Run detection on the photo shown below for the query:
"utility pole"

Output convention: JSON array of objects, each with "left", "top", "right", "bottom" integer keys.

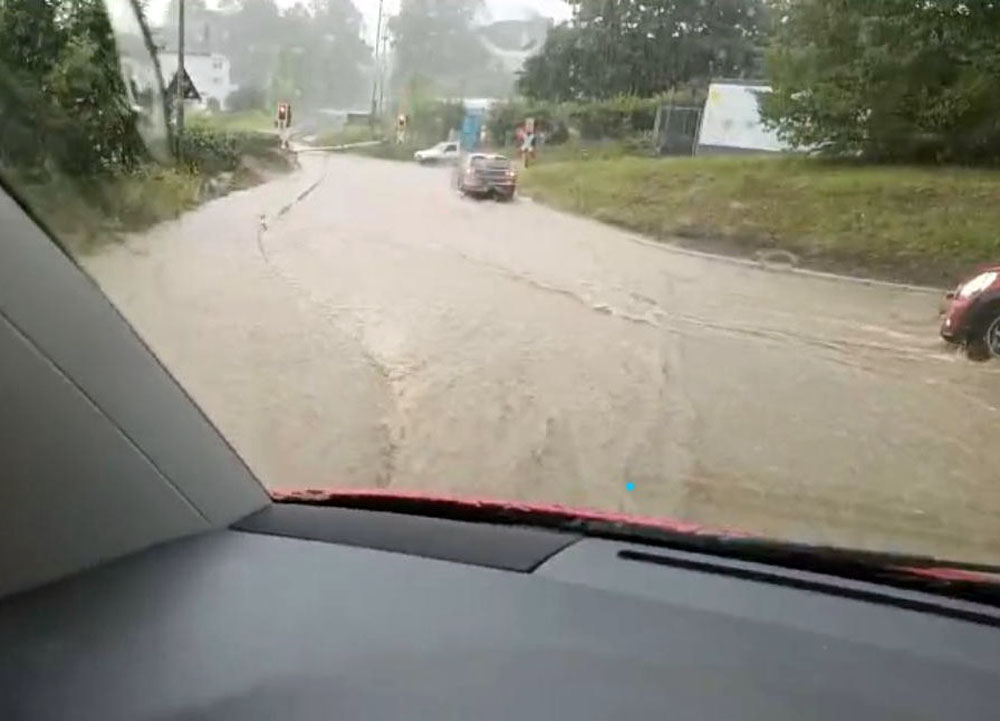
[
  {"left": 369, "top": 0, "right": 385, "bottom": 128},
  {"left": 377, "top": 23, "right": 389, "bottom": 116},
  {"left": 176, "top": 0, "right": 186, "bottom": 155}
]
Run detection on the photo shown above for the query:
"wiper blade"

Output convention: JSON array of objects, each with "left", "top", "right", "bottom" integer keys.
[{"left": 274, "top": 489, "right": 1000, "bottom": 606}]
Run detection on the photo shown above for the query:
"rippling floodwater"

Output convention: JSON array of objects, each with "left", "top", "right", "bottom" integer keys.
[{"left": 83, "top": 153, "right": 1000, "bottom": 563}]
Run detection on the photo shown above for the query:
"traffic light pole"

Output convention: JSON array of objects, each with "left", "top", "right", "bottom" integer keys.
[{"left": 176, "top": 0, "right": 185, "bottom": 156}]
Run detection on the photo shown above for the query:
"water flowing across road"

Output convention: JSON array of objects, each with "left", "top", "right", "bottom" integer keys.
[{"left": 83, "top": 153, "right": 1000, "bottom": 562}]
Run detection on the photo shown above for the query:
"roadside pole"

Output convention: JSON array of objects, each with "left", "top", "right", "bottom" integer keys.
[
  {"left": 369, "top": 0, "right": 385, "bottom": 129},
  {"left": 377, "top": 23, "right": 389, "bottom": 116},
  {"left": 176, "top": 0, "right": 185, "bottom": 158}
]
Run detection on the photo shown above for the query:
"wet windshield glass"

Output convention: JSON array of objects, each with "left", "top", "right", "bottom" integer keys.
[{"left": 2, "top": 0, "right": 1000, "bottom": 566}]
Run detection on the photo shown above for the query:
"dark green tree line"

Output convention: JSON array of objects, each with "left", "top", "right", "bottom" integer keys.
[
  {"left": 761, "top": 0, "right": 1000, "bottom": 164},
  {"left": 518, "top": 0, "right": 769, "bottom": 100},
  {"left": 163, "top": 0, "right": 372, "bottom": 109},
  {"left": 389, "top": 0, "right": 513, "bottom": 98}
]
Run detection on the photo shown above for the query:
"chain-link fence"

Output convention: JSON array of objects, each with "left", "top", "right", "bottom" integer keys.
[{"left": 653, "top": 104, "right": 702, "bottom": 156}]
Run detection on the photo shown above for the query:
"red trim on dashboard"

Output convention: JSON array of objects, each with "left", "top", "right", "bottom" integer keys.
[
  {"left": 271, "top": 488, "right": 740, "bottom": 537},
  {"left": 892, "top": 566, "right": 1000, "bottom": 584},
  {"left": 272, "top": 489, "right": 1000, "bottom": 585}
]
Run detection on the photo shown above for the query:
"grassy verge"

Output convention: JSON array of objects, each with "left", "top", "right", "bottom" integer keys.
[
  {"left": 14, "top": 131, "right": 296, "bottom": 255},
  {"left": 341, "top": 139, "right": 635, "bottom": 164},
  {"left": 309, "top": 125, "right": 382, "bottom": 148},
  {"left": 187, "top": 109, "right": 275, "bottom": 134},
  {"left": 343, "top": 137, "right": 641, "bottom": 165},
  {"left": 347, "top": 141, "right": 421, "bottom": 161},
  {"left": 521, "top": 154, "right": 1000, "bottom": 286},
  {"left": 18, "top": 168, "right": 202, "bottom": 254}
]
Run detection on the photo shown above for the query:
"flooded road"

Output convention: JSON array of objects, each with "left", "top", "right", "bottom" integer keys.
[{"left": 83, "top": 153, "right": 1000, "bottom": 562}]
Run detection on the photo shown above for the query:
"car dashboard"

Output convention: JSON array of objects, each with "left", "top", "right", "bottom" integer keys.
[{"left": 1, "top": 503, "right": 997, "bottom": 721}]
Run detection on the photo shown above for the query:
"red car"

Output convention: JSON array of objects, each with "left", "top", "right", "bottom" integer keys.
[{"left": 941, "top": 264, "right": 1000, "bottom": 359}]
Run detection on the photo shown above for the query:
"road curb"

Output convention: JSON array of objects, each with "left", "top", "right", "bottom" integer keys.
[
  {"left": 632, "top": 236, "right": 944, "bottom": 294},
  {"left": 531, "top": 203, "right": 944, "bottom": 295}
]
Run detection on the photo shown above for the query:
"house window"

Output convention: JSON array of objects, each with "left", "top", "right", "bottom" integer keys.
[{"left": 212, "top": 58, "right": 223, "bottom": 70}]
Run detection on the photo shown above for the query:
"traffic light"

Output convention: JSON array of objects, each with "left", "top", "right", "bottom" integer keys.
[{"left": 277, "top": 103, "right": 292, "bottom": 128}]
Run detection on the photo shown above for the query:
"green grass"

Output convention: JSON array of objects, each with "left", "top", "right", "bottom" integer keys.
[
  {"left": 347, "top": 141, "right": 422, "bottom": 161},
  {"left": 14, "top": 131, "right": 297, "bottom": 255},
  {"left": 18, "top": 167, "right": 203, "bottom": 254},
  {"left": 187, "top": 109, "right": 275, "bottom": 134},
  {"left": 531, "top": 138, "right": 649, "bottom": 163},
  {"left": 310, "top": 125, "right": 382, "bottom": 148},
  {"left": 521, "top": 154, "right": 1000, "bottom": 286}
]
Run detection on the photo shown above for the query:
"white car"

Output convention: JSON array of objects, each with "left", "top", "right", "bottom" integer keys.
[{"left": 414, "top": 141, "right": 460, "bottom": 164}]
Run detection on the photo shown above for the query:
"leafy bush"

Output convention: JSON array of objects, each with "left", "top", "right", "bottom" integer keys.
[
  {"left": 569, "top": 97, "right": 659, "bottom": 140},
  {"left": 486, "top": 99, "right": 565, "bottom": 146},
  {"left": 178, "top": 128, "right": 281, "bottom": 175},
  {"left": 485, "top": 99, "right": 528, "bottom": 145},
  {"left": 0, "top": 0, "right": 146, "bottom": 178},
  {"left": 762, "top": 0, "right": 1000, "bottom": 164},
  {"left": 547, "top": 122, "right": 570, "bottom": 145},
  {"left": 179, "top": 127, "right": 241, "bottom": 174},
  {"left": 407, "top": 99, "right": 465, "bottom": 145},
  {"left": 487, "top": 96, "right": 669, "bottom": 145}
]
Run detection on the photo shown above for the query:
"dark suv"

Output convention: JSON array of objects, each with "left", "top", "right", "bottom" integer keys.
[{"left": 456, "top": 154, "right": 517, "bottom": 201}]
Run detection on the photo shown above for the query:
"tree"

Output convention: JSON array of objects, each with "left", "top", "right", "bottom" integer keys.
[
  {"left": 517, "top": 23, "right": 578, "bottom": 101},
  {"left": 217, "top": 0, "right": 283, "bottom": 91},
  {"left": 299, "top": 0, "right": 371, "bottom": 106},
  {"left": 389, "top": 0, "right": 511, "bottom": 98},
  {"left": 518, "top": 0, "right": 769, "bottom": 100},
  {"left": 0, "top": 0, "right": 145, "bottom": 176},
  {"left": 160, "top": 0, "right": 372, "bottom": 109},
  {"left": 226, "top": 83, "right": 266, "bottom": 111},
  {"left": 761, "top": 1, "right": 1000, "bottom": 164}
]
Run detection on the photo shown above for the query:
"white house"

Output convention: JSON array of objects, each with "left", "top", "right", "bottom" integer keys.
[{"left": 158, "top": 51, "right": 237, "bottom": 111}]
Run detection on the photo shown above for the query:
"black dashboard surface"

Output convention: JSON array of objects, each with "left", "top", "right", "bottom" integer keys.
[
  {"left": 234, "top": 503, "right": 579, "bottom": 571},
  {"left": 1, "top": 523, "right": 998, "bottom": 720}
]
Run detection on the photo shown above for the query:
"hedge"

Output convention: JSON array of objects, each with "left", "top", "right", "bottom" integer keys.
[{"left": 487, "top": 91, "right": 707, "bottom": 146}]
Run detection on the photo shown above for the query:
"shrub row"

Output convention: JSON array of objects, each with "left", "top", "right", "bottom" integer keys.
[{"left": 486, "top": 91, "right": 706, "bottom": 146}]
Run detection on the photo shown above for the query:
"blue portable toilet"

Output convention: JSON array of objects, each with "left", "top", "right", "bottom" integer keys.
[{"left": 461, "top": 108, "right": 485, "bottom": 152}]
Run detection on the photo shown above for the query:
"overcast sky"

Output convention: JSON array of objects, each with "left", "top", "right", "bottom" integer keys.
[{"left": 147, "top": 1, "right": 572, "bottom": 44}]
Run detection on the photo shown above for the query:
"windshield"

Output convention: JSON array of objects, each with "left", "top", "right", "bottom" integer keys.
[{"left": 3, "top": 0, "right": 1000, "bottom": 567}]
